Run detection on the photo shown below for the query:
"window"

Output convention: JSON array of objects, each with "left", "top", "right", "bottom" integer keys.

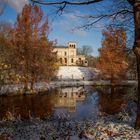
[
  {"left": 65, "top": 51, "right": 67, "bottom": 56},
  {"left": 71, "top": 58, "right": 73, "bottom": 63},
  {"left": 73, "top": 45, "right": 75, "bottom": 48},
  {"left": 60, "top": 58, "right": 62, "bottom": 64},
  {"left": 64, "top": 58, "right": 67, "bottom": 63}
]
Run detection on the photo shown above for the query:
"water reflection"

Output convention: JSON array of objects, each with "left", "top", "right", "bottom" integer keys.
[
  {"left": 0, "top": 87, "right": 89, "bottom": 120},
  {"left": 0, "top": 86, "right": 131, "bottom": 120},
  {"left": 0, "top": 94, "right": 55, "bottom": 119},
  {"left": 98, "top": 86, "right": 128, "bottom": 115},
  {"left": 53, "top": 87, "right": 86, "bottom": 112}
]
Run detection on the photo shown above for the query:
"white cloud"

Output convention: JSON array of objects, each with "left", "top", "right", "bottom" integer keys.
[
  {"left": 7, "top": 0, "right": 29, "bottom": 13},
  {"left": 52, "top": 11, "right": 87, "bottom": 37},
  {"left": 72, "top": 29, "right": 87, "bottom": 37}
]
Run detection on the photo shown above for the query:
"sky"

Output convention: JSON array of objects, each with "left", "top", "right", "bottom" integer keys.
[{"left": 0, "top": 0, "right": 106, "bottom": 56}]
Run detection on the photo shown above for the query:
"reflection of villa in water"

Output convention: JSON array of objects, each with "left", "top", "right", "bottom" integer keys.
[
  {"left": 0, "top": 87, "right": 86, "bottom": 119},
  {"left": 0, "top": 86, "right": 130, "bottom": 120},
  {"left": 54, "top": 87, "right": 86, "bottom": 112}
]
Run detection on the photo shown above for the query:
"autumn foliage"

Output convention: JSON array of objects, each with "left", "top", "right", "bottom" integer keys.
[
  {"left": 0, "top": 22, "right": 14, "bottom": 89},
  {"left": 9, "top": 4, "right": 58, "bottom": 91},
  {"left": 96, "top": 26, "right": 128, "bottom": 83}
]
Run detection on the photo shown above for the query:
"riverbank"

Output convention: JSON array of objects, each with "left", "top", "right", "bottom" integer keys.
[
  {"left": 0, "top": 83, "right": 139, "bottom": 139},
  {"left": 0, "top": 117, "right": 140, "bottom": 140},
  {"left": 51, "top": 80, "right": 137, "bottom": 87},
  {"left": 0, "top": 80, "right": 137, "bottom": 96}
]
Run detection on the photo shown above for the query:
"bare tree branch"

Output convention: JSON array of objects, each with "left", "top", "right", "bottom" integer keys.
[
  {"left": 31, "top": 0, "right": 103, "bottom": 5},
  {"left": 71, "top": 8, "right": 133, "bottom": 30},
  {"left": 76, "top": 9, "right": 133, "bottom": 20}
]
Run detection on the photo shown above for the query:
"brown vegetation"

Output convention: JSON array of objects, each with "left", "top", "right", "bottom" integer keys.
[
  {"left": 0, "top": 5, "right": 58, "bottom": 92},
  {"left": 96, "top": 26, "right": 128, "bottom": 84}
]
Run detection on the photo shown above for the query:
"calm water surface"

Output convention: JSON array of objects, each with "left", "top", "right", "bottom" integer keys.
[{"left": 0, "top": 86, "right": 133, "bottom": 120}]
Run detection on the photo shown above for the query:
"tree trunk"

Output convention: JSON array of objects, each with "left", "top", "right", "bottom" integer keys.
[
  {"left": 111, "top": 72, "right": 115, "bottom": 85},
  {"left": 24, "top": 74, "right": 29, "bottom": 92},
  {"left": 111, "top": 85, "right": 115, "bottom": 94},
  {"left": 132, "top": 1, "right": 140, "bottom": 129},
  {"left": 135, "top": 56, "right": 140, "bottom": 128},
  {"left": 31, "top": 72, "right": 35, "bottom": 90},
  {"left": 30, "top": 81, "right": 34, "bottom": 90}
]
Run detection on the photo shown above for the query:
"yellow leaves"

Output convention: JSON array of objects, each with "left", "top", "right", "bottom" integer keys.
[
  {"left": 4, "top": 64, "right": 8, "bottom": 68},
  {"left": 0, "top": 63, "right": 10, "bottom": 70},
  {"left": 4, "top": 111, "right": 16, "bottom": 121}
]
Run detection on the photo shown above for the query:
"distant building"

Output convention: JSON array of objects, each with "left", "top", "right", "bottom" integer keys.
[{"left": 53, "top": 42, "right": 88, "bottom": 66}]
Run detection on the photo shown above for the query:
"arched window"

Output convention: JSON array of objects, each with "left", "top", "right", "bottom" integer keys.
[
  {"left": 60, "top": 58, "right": 62, "bottom": 64},
  {"left": 71, "top": 58, "right": 73, "bottom": 63},
  {"left": 64, "top": 58, "right": 67, "bottom": 63}
]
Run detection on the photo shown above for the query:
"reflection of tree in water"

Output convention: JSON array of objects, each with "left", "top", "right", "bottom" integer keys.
[
  {"left": 0, "top": 90, "right": 57, "bottom": 120},
  {"left": 98, "top": 86, "right": 128, "bottom": 115},
  {"left": 0, "top": 87, "right": 87, "bottom": 120}
]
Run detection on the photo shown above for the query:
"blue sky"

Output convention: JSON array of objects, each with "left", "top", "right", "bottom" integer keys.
[{"left": 0, "top": 0, "right": 106, "bottom": 56}]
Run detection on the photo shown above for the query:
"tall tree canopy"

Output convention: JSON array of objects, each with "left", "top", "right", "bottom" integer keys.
[
  {"left": 11, "top": 4, "right": 58, "bottom": 91},
  {"left": 97, "top": 26, "right": 128, "bottom": 83},
  {"left": 0, "top": 22, "right": 12, "bottom": 89}
]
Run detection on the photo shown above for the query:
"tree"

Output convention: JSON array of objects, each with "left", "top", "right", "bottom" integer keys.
[
  {"left": 127, "top": 51, "right": 137, "bottom": 80},
  {"left": 86, "top": 56, "right": 98, "bottom": 67},
  {"left": 0, "top": 22, "right": 12, "bottom": 64},
  {"left": 77, "top": 45, "right": 93, "bottom": 56},
  {"left": 0, "top": 22, "right": 12, "bottom": 90},
  {"left": 10, "top": 4, "right": 58, "bottom": 92},
  {"left": 96, "top": 26, "right": 128, "bottom": 84},
  {"left": 77, "top": 45, "right": 95, "bottom": 67}
]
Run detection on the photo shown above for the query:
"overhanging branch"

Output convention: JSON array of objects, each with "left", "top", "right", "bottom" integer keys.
[
  {"left": 31, "top": 0, "right": 103, "bottom": 5},
  {"left": 127, "top": 0, "right": 134, "bottom": 5}
]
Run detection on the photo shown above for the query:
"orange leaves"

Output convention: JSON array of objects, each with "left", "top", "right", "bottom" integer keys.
[
  {"left": 9, "top": 4, "right": 57, "bottom": 89},
  {"left": 96, "top": 26, "right": 128, "bottom": 81}
]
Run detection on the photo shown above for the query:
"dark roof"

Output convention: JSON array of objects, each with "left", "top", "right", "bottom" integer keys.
[{"left": 53, "top": 45, "right": 67, "bottom": 48}]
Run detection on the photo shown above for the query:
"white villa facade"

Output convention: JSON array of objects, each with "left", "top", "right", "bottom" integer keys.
[{"left": 53, "top": 42, "right": 88, "bottom": 66}]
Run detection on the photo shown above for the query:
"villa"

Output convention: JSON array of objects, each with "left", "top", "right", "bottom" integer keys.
[{"left": 53, "top": 42, "right": 88, "bottom": 66}]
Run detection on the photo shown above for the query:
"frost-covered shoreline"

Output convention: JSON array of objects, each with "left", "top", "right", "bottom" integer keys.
[
  {"left": 0, "top": 118, "right": 140, "bottom": 140},
  {"left": 0, "top": 80, "right": 137, "bottom": 96},
  {"left": 0, "top": 65, "right": 137, "bottom": 96}
]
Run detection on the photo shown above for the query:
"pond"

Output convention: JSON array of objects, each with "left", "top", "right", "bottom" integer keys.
[{"left": 0, "top": 85, "right": 136, "bottom": 123}]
